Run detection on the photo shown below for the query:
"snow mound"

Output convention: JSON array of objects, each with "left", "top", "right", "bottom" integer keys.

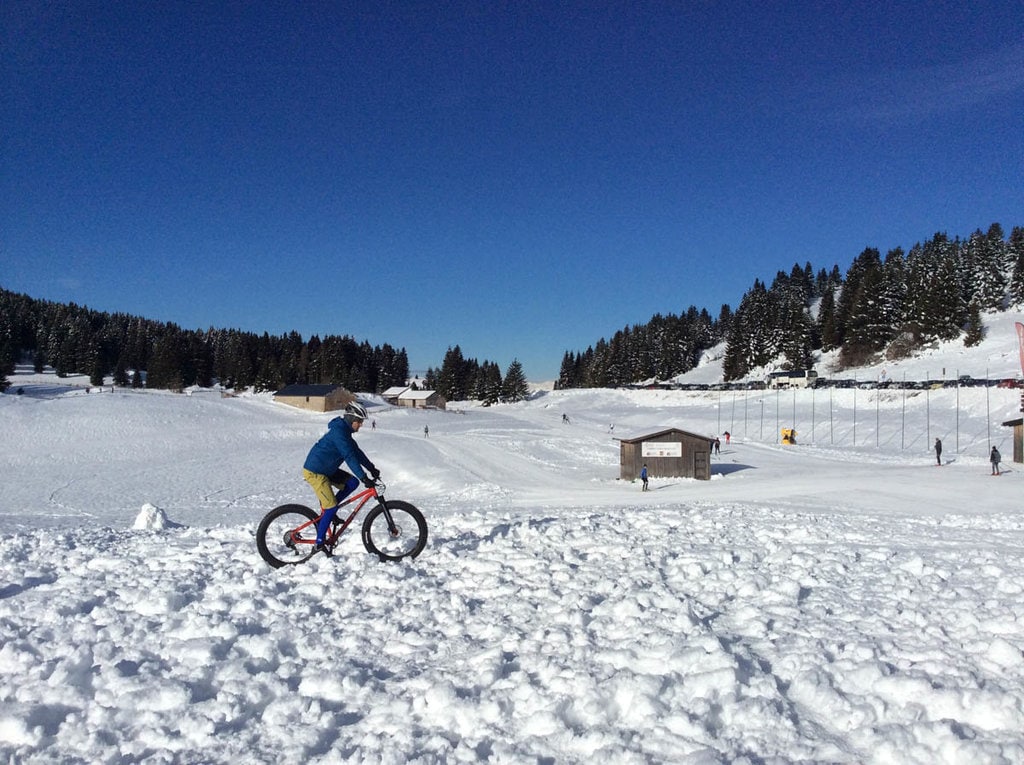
[{"left": 132, "top": 503, "right": 177, "bottom": 530}]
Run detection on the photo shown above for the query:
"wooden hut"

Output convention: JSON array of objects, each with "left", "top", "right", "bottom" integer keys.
[
  {"left": 381, "top": 386, "right": 446, "bottom": 410},
  {"left": 382, "top": 386, "right": 411, "bottom": 405},
  {"left": 273, "top": 384, "right": 354, "bottom": 413},
  {"left": 617, "top": 428, "right": 714, "bottom": 481}
]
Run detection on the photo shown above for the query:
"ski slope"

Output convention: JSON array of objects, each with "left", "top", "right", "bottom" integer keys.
[{"left": 2, "top": 364, "right": 1023, "bottom": 762}]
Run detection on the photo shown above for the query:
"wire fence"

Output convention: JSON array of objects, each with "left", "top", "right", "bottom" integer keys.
[{"left": 715, "top": 383, "right": 1021, "bottom": 455}]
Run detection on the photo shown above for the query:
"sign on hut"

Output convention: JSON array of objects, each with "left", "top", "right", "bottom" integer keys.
[{"left": 617, "top": 428, "right": 714, "bottom": 481}]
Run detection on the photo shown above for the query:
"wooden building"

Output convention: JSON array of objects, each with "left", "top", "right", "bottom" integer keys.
[
  {"left": 382, "top": 386, "right": 411, "bottom": 405},
  {"left": 399, "top": 389, "right": 446, "bottom": 410},
  {"left": 617, "top": 428, "right": 714, "bottom": 481},
  {"left": 273, "top": 384, "right": 354, "bottom": 413},
  {"left": 382, "top": 386, "right": 447, "bottom": 410},
  {"left": 1002, "top": 418, "right": 1023, "bottom": 464}
]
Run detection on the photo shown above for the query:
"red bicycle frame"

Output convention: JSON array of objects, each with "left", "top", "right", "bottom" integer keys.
[{"left": 289, "top": 485, "right": 380, "bottom": 549}]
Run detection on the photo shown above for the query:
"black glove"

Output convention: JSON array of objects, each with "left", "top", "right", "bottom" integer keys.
[
  {"left": 367, "top": 466, "right": 380, "bottom": 481},
  {"left": 362, "top": 475, "right": 376, "bottom": 488}
]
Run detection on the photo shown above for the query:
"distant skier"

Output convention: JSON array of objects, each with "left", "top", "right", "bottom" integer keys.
[
  {"left": 723, "top": 431, "right": 731, "bottom": 445},
  {"left": 640, "top": 464, "right": 649, "bottom": 491},
  {"left": 991, "top": 446, "right": 1001, "bottom": 475},
  {"left": 562, "top": 414, "right": 571, "bottom": 424},
  {"left": 424, "top": 425, "right": 429, "bottom": 438},
  {"left": 714, "top": 437, "right": 720, "bottom": 455},
  {"left": 934, "top": 438, "right": 942, "bottom": 466}
]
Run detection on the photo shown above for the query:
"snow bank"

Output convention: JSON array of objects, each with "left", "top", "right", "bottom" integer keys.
[{"left": 1, "top": 507, "right": 1023, "bottom": 763}]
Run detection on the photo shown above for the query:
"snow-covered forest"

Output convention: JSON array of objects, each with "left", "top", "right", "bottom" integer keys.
[
  {"left": 558, "top": 223, "right": 1024, "bottom": 388},
  {"left": 4, "top": 224, "right": 1022, "bottom": 399}
]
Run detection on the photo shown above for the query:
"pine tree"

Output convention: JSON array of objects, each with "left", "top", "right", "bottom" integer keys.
[
  {"left": 556, "top": 351, "right": 579, "bottom": 390},
  {"left": 721, "top": 318, "right": 747, "bottom": 381},
  {"left": 778, "top": 298, "right": 813, "bottom": 369},
  {"left": 722, "top": 281, "right": 775, "bottom": 380},
  {"left": 817, "top": 288, "right": 838, "bottom": 351},
  {"left": 476, "top": 361, "right": 503, "bottom": 405},
  {"left": 774, "top": 265, "right": 814, "bottom": 368},
  {"left": 834, "top": 248, "right": 881, "bottom": 351},
  {"left": 147, "top": 329, "right": 186, "bottom": 391},
  {"left": 900, "top": 234, "right": 963, "bottom": 342},
  {"left": 1007, "top": 226, "right": 1024, "bottom": 306},
  {"left": 929, "top": 235, "right": 965, "bottom": 340},
  {"left": 0, "top": 340, "right": 14, "bottom": 393},
  {"left": 437, "top": 346, "right": 469, "bottom": 401},
  {"left": 963, "top": 300, "right": 984, "bottom": 346},
  {"left": 840, "top": 251, "right": 892, "bottom": 367},
  {"left": 113, "top": 354, "right": 130, "bottom": 387},
  {"left": 583, "top": 340, "right": 611, "bottom": 388},
  {"left": 89, "top": 349, "right": 106, "bottom": 387},
  {"left": 605, "top": 328, "right": 631, "bottom": 386},
  {"left": 964, "top": 225, "right": 1006, "bottom": 311},
  {"left": 716, "top": 304, "right": 734, "bottom": 342},
  {"left": 879, "top": 248, "right": 907, "bottom": 337},
  {"left": 501, "top": 359, "right": 530, "bottom": 403}
]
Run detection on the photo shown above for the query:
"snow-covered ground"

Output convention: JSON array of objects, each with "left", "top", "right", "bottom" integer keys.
[{"left": 2, "top": 314, "right": 1023, "bottom": 763}]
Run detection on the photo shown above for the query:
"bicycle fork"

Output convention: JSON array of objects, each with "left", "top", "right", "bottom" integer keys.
[{"left": 378, "top": 499, "right": 402, "bottom": 537}]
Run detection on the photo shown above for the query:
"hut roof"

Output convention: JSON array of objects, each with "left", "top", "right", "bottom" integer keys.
[
  {"left": 616, "top": 427, "right": 714, "bottom": 444},
  {"left": 274, "top": 384, "right": 345, "bottom": 397}
]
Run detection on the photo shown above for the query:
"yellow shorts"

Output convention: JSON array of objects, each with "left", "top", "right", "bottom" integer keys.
[{"left": 303, "top": 468, "right": 343, "bottom": 509}]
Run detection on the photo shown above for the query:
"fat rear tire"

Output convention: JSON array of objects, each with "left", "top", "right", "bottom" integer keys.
[{"left": 256, "top": 504, "right": 319, "bottom": 568}]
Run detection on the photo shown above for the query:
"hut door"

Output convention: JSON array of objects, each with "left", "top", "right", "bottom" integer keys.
[{"left": 694, "top": 450, "right": 710, "bottom": 480}]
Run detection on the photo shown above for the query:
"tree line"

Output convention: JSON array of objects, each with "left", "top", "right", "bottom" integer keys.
[
  {"left": 558, "top": 223, "right": 1024, "bottom": 387},
  {"left": 0, "top": 288, "right": 532, "bottom": 403},
  {"left": 421, "top": 346, "right": 530, "bottom": 405},
  {"left": 0, "top": 289, "right": 411, "bottom": 394},
  {"left": 4, "top": 222, "right": 1022, "bottom": 396}
]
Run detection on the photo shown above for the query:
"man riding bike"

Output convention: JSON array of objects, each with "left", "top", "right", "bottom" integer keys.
[{"left": 302, "top": 401, "right": 379, "bottom": 553}]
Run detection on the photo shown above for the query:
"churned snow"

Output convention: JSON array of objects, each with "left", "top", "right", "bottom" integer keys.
[{"left": 2, "top": 313, "right": 1023, "bottom": 764}]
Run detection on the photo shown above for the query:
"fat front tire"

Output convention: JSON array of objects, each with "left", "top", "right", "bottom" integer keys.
[
  {"left": 361, "top": 500, "right": 428, "bottom": 562},
  {"left": 256, "top": 504, "right": 319, "bottom": 568}
]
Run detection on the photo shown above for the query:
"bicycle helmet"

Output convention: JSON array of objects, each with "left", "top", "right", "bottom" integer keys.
[{"left": 344, "top": 401, "right": 368, "bottom": 423}]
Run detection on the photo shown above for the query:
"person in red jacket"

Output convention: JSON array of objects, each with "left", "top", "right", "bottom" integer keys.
[{"left": 302, "top": 401, "right": 379, "bottom": 552}]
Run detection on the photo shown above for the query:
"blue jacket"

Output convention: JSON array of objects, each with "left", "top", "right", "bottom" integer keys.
[{"left": 304, "top": 417, "right": 376, "bottom": 481}]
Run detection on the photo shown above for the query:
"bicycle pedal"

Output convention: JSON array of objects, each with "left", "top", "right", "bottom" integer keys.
[{"left": 313, "top": 542, "right": 333, "bottom": 558}]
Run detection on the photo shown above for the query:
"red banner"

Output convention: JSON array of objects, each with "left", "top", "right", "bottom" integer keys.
[{"left": 1018, "top": 322, "right": 1024, "bottom": 377}]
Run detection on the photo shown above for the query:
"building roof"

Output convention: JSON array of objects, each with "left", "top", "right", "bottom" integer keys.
[
  {"left": 274, "top": 384, "right": 345, "bottom": 398},
  {"left": 382, "top": 386, "right": 410, "bottom": 397},
  {"left": 616, "top": 427, "right": 714, "bottom": 444},
  {"left": 399, "top": 389, "right": 442, "bottom": 401}
]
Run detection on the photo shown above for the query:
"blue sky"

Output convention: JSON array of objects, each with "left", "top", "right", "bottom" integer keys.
[{"left": 3, "top": 2, "right": 1023, "bottom": 380}]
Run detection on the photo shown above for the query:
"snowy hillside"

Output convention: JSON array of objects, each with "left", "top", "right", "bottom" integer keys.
[
  {"left": 1, "top": 314, "right": 1023, "bottom": 763},
  {"left": 678, "top": 309, "right": 1024, "bottom": 387}
]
